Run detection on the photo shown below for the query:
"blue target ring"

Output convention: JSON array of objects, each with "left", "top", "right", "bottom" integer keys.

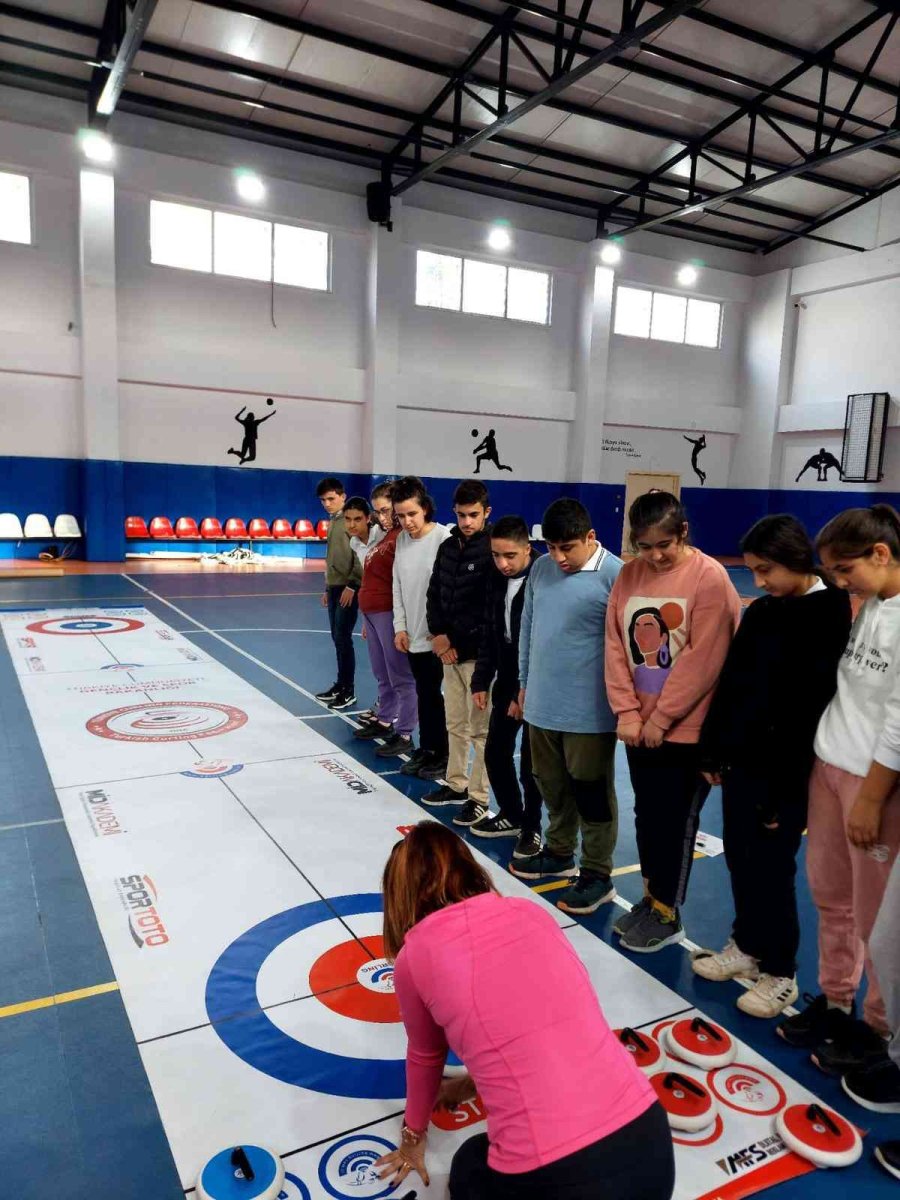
[{"left": 205, "top": 894, "right": 406, "bottom": 1100}]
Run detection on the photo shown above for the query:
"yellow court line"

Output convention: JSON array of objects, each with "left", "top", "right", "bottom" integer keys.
[
  {"left": 0, "top": 981, "right": 119, "bottom": 1020},
  {"left": 531, "top": 851, "right": 707, "bottom": 895}
]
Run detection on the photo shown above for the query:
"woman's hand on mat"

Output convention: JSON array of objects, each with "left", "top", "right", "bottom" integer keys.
[
  {"left": 617, "top": 717, "right": 643, "bottom": 747},
  {"left": 473, "top": 691, "right": 488, "bottom": 711},
  {"left": 395, "top": 632, "right": 410, "bottom": 653},
  {"left": 339, "top": 587, "right": 356, "bottom": 608},
  {"left": 437, "top": 1073, "right": 477, "bottom": 1110},
  {"left": 847, "top": 793, "right": 884, "bottom": 850},
  {"left": 431, "top": 633, "right": 452, "bottom": 656},
  {"left": 640, "top": 719, "right": 665, "bottom": 749},
  {"left": 507, "top": 699, "right": 522, "bottom": 720},
  {"left": 375, "top": 1136, "right": 430, "bottom": 1188}
]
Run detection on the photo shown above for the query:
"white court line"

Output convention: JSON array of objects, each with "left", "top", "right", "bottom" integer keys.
[
  {"left": 188, "top": 628, "right": 365, "bottom": 637},
  {"left": 0, "top": 817, "right": 65, "bottom": 833}
]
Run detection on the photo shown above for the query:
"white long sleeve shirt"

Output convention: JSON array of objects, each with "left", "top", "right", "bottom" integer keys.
[
  {"left": 815, "top": 593, "right": 900, "bottom": 777},
  {"left": 392, "top": 524, "right": 451, "bottom": 653}
]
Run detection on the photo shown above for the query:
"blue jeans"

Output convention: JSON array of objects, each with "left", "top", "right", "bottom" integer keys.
[{"left": 327, "top": 585, "right": 358, "bottom": 690}]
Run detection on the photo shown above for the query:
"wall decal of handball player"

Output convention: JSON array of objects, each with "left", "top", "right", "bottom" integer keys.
[
  {"left": 471, "top": 427, "right": 513, "bottom": 474},
  {"left": 228, "top": 398, "right": 277, "bottom": 465}
]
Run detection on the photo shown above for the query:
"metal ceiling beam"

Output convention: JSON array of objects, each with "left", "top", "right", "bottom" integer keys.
[
  {"left": 763, "top": 170, "right": 900, "bottom": 255},
  {"left": 0, "top": 0, "right": 871, "bottom": 198},
  {"left": 89, "top": 0, "right": 158, "bottom": 122},
  {"left": 389, "top": 0, "right": 704, "bottom": 195}
]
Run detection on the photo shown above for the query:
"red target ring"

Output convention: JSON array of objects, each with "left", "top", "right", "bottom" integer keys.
[
  {"left": 309, "top": 937, "right": 400, "bottom": 1024},
  {"left": 673, "top": 1113, "right": 725, "bottom": 1147},
  {"left": 86, "top": 701, "right": 248, "bottom": 742},
  {"left": 27, "top": 616, "right": 144, "bottom": 636},
  {"left": 650, "top": 1071, "right": 718, "bottom": 1132},
  {"left": 708, "top": 1064, "right": 787, "bottom": 1116},
  {"left": 776, "top": 1103, "right": 862, "bottom": 1168}
]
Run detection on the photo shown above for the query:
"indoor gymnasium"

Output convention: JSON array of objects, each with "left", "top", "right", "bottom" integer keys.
[{"left": 1, "top": 2, "right": 900, "bottom": 1199}]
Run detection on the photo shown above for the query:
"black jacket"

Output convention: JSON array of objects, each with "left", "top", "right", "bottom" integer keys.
[
  {"left": 426, "top": 525, "right": 494, "bottom": 663},
  {"left": 700, "top": 580, "right": 851, "bottom": 788},
  {"left": 471, "top": 551, "right": 536, "bottom": 697}
]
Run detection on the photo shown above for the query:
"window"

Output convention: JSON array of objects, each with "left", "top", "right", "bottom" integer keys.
[
  {"left": 0, "top": 171, "right": 32, "bottom": 245},
  {"left": 614, "top": 284, "right": 722, "bottom": 348},
  {"left": 415, "top": 249, "right": 551, "bottom": 324},
  {"left": 149, "top": 198, "right": 329, "bottom": 290}
]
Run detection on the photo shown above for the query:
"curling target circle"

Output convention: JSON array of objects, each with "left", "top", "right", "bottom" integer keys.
[
  {"left": 318, "top": 1136, "right": 396, "bottom": 1199},
  {"left": 708, "top": 1064, "right": 786, "bottom": 1117},
  {"left": 308, "top": 937, "right": 399, "bottom": 1023},
  {"left": 27, "top": 616, "right": 144, "bottom": 636},
  {"left": 87, "top": 701, "right": 248, "bottom": 742},
  {"left": 206, "top": 894, "right": 409, "bottom": 1099}
]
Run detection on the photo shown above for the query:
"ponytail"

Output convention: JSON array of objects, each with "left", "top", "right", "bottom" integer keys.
[{"left": 815, "top": 504, "right": 900, "bottom": 561}]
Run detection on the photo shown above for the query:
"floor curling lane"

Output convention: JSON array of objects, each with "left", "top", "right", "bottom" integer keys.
[{"left": 0, "top": 605, "right": 857, "bottom": 1200}]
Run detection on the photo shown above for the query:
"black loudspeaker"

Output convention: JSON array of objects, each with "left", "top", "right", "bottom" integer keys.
[{"left": 366, "top": 180, "right": 392, "bottom": 227}]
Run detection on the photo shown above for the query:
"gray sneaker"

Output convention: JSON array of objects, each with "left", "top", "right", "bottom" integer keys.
[
  {"left": 620, "top": 906, "right": 685, "bottom": 954},
  {"left": 612, "top": 896, "right": 652, "bottom": 937}
]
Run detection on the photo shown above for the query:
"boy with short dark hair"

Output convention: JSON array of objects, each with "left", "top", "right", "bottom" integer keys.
[
  {"left": 470, "top": 515, "right": 543, "bottom": 859},
  {"left": 423, "top": 479, "right": 494, "bottom": 823},
  {"left": 511, "top": 497, "right": 623, "bottom": 915},
  {"left": 315, "top": 476, "right": 362, "bottom": 710}
]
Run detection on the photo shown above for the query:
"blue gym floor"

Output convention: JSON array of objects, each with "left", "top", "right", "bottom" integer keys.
[{"left": 0, "top": 566, "right": 893, "bottom": 1199}]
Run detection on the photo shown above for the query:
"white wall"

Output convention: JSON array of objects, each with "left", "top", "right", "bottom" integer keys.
[{"left": 396, "top": 410, "right": 570, "bottom": 483}]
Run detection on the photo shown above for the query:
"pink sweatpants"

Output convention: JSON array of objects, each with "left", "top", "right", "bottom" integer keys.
[{"left": 807, "top": 757, "right": 900, "bottom": 1034}]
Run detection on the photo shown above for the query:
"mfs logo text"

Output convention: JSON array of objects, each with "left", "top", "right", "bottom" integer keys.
[{"left": 115, "top": 875, "right": 169, "bottom": 949}]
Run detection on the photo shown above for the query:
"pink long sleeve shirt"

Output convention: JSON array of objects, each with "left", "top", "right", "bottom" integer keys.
[
  {"left": 605, "top": 550, "right": 742, "bottom": 743},
  {"left": 393, "top": 892, "right": 654, "bottom": 1174}
]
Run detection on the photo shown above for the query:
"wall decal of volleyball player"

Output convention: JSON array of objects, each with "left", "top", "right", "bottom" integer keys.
[
  {"left": 471, "top": 428, "right": 513, "bottom": 474},
  {"left": 683, "top": 433, "right": 707, "bottom": 485},
  {"left": 795, "top": 446, "right": 843, "bottom": 483},
  {"left": 227, "top": 399, "right": 276, "bottom": 465},
  {"left": 626, "top": 601, "right": 687, "bottom": 696}
]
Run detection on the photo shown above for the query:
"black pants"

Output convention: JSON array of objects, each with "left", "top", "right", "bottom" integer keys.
[
  {"left": 449, "top": 1101, "right": 673, "bottom": 1200},
  {"left": 407, "top": 649, "right": 448, "bottom": 759},
  {"left": 627, "top": 742, "right": 710, "bottom": 910},
  {"left": 326, "top": 584, "right": 358, "bottom": 689},
  {"left": 484, "top": 686, "right": 543, "bottom": 833},
  {"left": 723, "top": 765, "right": 807, "bottom": 978}
]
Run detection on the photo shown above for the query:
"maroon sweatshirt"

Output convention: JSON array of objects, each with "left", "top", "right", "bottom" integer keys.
[{"left": 358, "top": 525, "right": 399, "bottom": 615}]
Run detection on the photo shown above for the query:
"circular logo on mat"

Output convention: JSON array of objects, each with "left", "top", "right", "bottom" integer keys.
[
  {"left": 357, "top": 958, "right": 395, "bottom": 995},
  {"left": 708, "top": 1065, "right": 786, "bottom": 1116},
  {"left": 86, "top": 702, "right": 248, "bottom": 742},
  {"left": 181, "top": 759, "right": 245, "bottom": 779},
  {"left": 27, "top": 616, "right": 145, "bottom": 636},
  {"left": 318, "top": 1136, "right": 396, "bottom": 1199},
  {"left": 308, "top": 937, "right": 399, "bottom": 1023},
  {"left": 101, "top": 663, "right": 144, "bottom": 671}
]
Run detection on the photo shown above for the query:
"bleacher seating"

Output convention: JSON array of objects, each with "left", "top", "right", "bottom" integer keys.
[
  {"left": 248, "top": 518, "right": 272, "bottom": 539},
  {"left": 125, "top": 516, "right": 149, "bottom": 539},
  {"left": 272, "top": 518, "right": 294, "bottom": 539},
  {"left": 0, "top": 513, "right": 24, "bottom": 539},
  {"left": 316, "top": 519, "right": 330, "bottom": 540},
  {"left": 200, "top": 517, "right": 224, "bottom": 539},
  {"left": 150, "top": 516, "right": 175, "bottom": 539},
  {"left": 24, "top": 513, "right": 54, "bottom": 539},
  {"left": 295, "top": 519, "right": 316, "bottom": 539},
  {"left": 54, "top": 514, "right": 81, "bottom": 537},
  {"left": 175, "top": 517, "right": 200, "bottom": 539},
  {"left": 225, "top": 518, "right": 249, "bottom": 540}
]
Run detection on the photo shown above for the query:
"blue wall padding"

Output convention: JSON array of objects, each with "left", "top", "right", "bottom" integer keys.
[{"left": 0, "top": 456, "right": 897, "bottom": 561}]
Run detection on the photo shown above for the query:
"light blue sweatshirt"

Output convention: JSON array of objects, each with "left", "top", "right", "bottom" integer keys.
[{"left": 519, "top": 545, "right": 623, "bottom": 734}]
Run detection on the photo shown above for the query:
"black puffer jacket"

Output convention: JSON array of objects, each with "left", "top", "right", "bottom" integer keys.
[
  {"left": 471, "top": 551, "right": 535, "bottom": 698},
  {"left": 426, "top": 525, "right": 493, "bottom": 662}
]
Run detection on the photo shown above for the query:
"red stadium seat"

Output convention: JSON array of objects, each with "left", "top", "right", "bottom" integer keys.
[
  {"left": 225, "top": 518, "right": 248, "bottom": 540},
  {"left": 317, "top": 519, "right": 330, "bottom": 540},
  {"left": 272, "top": 518, "right": 294, "bottom": 539},
  {"left": 125, "top": 516, "right": 148, "bottom": 539},
  {"left": 149, "top": 516, "right": 174, "bottom": 539},
  {"left": 175, "top": 517, "right": 200, "bottom": 539},
  {"left": 248, "top": 518, "right": 271, "bottom": 539},
  {"left": 294, "top": 518, "right": 315, "bottom": 539},
  {"left": 200, "top": 517, "right": 224, "bottom": 540}
]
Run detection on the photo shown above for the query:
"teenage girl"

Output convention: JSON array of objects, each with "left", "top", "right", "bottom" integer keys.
[
  {"left": 695, "top": 515, "right": 851, "bottom": 1018},
  {"left": 777, "top": 505, "right": 900, "bottom": 1078},
  {"left": 605, "top": 492, "right": 741, "bottom": 953},
  {"left": 350, "top": 485, "right": 418, "bottom": 759}
]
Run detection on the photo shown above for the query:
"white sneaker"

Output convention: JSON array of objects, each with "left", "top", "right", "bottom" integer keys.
[
  {"left": 691, "top": 939, "right": 759, "bottom": 982},
  {"left": 737, "top": 974, "right": 799, "bottom": 1018}
]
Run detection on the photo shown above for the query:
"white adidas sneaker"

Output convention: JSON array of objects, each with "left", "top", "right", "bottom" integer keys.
[
  {"left": 691, "top": 939, "right": 759, "bottom": 982},
  {"left": 737, "top": 974, "right": 799, "bottom": 1019}
]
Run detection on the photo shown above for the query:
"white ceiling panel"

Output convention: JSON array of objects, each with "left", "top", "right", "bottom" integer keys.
[
  {"left": 135, "top": 49, "right": 269, "bottom": 99},
  {"left": 126, "top": 72, "right": 259, "bottom": 119},
  {"left": 255, "top": 85, "right": 408, "bottom": 138},
  {"left": 248, "top": 107, "right": 395, "bottom": 155},
  {"left": 146, "top": 0, "right": 193, "bottom": 45},
  {"left": 180, "top": 3, "right": 303, "bottom": 72},
  {"left": 284, "top": 35, "right": 437, "bottom": 108}
]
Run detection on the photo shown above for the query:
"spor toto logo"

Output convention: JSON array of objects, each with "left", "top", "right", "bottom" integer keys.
[
  {"left": 318, "top": 1136, "right": 396, "bottom": 1200},
  {"left": 86, "top": 701, "right": 248, "bottom": 742},
  {"left": 26, "top": 616, "right": 144, "bottom": 636}
]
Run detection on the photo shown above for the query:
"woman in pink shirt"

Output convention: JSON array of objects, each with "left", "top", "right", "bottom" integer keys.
[
  {"left": 606, "top": 492, "right": 741, "bottom": 955},
  {"left": 374, "top": 822, "right": 673, "bottom": 1199}
]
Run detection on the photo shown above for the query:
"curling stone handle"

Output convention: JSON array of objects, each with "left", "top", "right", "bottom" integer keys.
[
  {"left": 619, "top": 1027, "right": 650, "bottom": 1052},
  {"left": 806, "top": 1104, "right": 841, "bottom": 1137},
  {"left": 663, "top": 1072, "right": 707, "bottom": 1098},
  {"left": 230, "top": 1147, "right": 255, "bottom": 1182},
  {"left": 689, "top": 1016, "right": 723, "bottom": 1042}
]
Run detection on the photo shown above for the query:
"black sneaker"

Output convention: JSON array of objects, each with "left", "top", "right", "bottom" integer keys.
[
  {"left": 328, "top": 688, "right": 356, "bottom": 710},
  {"left": 353, "top": 721, "right": 393, "bottom": 740},
  {"left": 842, "top": 1056, "right": 900, "bottom": 1113},
  {"left": 400, "top": 747, "right": 428, "bottom": 776},
  {"left": 375, "top": 734, "right": 414, "bottom": 758},
  {"left": 811, "top": 1019, "right": 889, "bottom": 1077},
  {"left": 556, "top": 870, "right": 616, "bottom": 915},
  {"left": 470, "top": 813, "right": 521, "bottom": 839},
  {"left": 417, "top": 754, "right": 448, "bottom": 781},
  {"left": 513, "top": 830, "right": 542, "bottom": 859},
  {"left": 356, "top": 709, "right": 379, "bottom": 725},
  {"left": 315, "top": 682, "right": 340, "bottom": 702},
  {"left": 422, "top": 784, "right": 467, "bottom": 808},
  {"left": 875, "top": 1140, "right": 900, "bottom": 1182},
  {"left": 775, "top": 993, "right": 856, "bottom": 1048},
  {"left": 508, "top": 849, "right": 577, "bottom": 880},
  {"left": 453, "top": 800, "right": 488, "bottom": 827}
]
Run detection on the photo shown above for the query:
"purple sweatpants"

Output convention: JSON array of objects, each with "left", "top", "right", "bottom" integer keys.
[{"left": 362, "top": 609, "right": 418, "bottom": 737}]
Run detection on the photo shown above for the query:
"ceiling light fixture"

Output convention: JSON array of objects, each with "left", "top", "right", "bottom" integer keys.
[
  {"left": 487, "top": 220, "right": 512, "bottom": 251},
  {"left": 79, "top": 130, "right": 114, "bottom": 165},
  {"left": 235, "top": 170, "right": 266, "bottom": 202},
  {"left": 599, "top": 241, "right": 622, "bottom": 265},
  {"left": 677, "top": 264, "right": 699, "bottom": 286}
]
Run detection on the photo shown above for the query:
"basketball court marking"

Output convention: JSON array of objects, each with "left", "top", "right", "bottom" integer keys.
[
  {"left": 0, "top": 981, "right": 119, "bottom": 1021},
  {"left": 0, "top": 603, "right": 838, "bottom": 1200},
  {"left": 0, "top": 817, "right": 65, "bottom": 833}
]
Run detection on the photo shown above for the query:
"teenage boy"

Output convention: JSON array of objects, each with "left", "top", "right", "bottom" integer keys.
[
  {"left": 423, "top": 479, "right": 494, "bottom": 824},
  {"left": 510, "top": 497, "right": 623, "bottom": 915},
  {"left": 470, "top": 515, "right": 543, "bottom": 860},
  {"left": 315, "top": 476, "right": 362, "bottom": 710}
]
